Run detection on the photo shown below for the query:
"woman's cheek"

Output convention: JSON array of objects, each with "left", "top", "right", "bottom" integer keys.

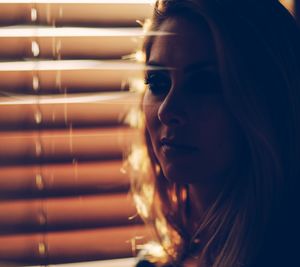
[
  {"left": 143, "top": 96, "right": 162, "bottom": 155},
  {"left": 143, "top": 94, "right": 160, "bottom": 129}
]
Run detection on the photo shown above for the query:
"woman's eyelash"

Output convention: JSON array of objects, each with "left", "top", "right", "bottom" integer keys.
[
  {"left": 143, "top": 75, "right": 151, "bottom": 85},
  {"left": 144, "top": 73, "right": 168, "bottom": 84},
  {"left": 144, "top": 73, "right": 171, "bottom": 95}
]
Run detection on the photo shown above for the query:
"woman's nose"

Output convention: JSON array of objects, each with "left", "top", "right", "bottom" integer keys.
[{"left": 157, "top": 89, "right": 187, "bottom": 127}]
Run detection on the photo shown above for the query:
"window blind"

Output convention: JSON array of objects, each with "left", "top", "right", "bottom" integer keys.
[{"left": 0, "top": 1, "right": 154, "bottom": 266}]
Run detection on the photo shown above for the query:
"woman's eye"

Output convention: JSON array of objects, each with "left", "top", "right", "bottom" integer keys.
[{"left": 144, "top": 73, "right": 171, "bottom": 95}]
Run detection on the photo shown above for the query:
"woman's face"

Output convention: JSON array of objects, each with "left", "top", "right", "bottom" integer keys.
[{"left": 143, "top": 17, "right": 244, "bottom": 185}]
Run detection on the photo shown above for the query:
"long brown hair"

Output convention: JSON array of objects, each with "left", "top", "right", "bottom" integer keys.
[{"left": 129, "top": 1, "right": 300, "bottom": 266}]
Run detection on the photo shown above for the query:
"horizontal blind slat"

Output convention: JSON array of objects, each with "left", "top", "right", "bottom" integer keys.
[
  {"left": 0, "top": 127, "right": 139, "bottom": 163},
  {"left": 0, "top": 60, "right": 143, "bottom": 93},
  {"left": 0, "top": 225, "right": 150, "bottom": 264},
  {"left": 0, "top": 27, "right": 144, "bottom": 59},
  {"left": 0, "top": 160, "right": 129, "bottom": 195},
  {"left": 0, "top": 1, "right": 153, "bottom": 26},
  {"left": 0, "top": 193, "right": 138, "bottom": 232},
  {"left": 0, "top": 92, "right": 138, "bottom": 128}
]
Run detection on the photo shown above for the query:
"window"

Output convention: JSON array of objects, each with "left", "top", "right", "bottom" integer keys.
[{"left": 0, "top": 1, "right": 154, "bottom": 266}]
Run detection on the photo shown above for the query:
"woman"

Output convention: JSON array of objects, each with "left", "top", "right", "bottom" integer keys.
[{"left": 129, "top": 0, "right": 300, "bottom": 266}]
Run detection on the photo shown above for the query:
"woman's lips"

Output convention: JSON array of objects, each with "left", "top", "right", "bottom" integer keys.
[{"left": 160, "top": 137, "right": 199, "bottom": 154}]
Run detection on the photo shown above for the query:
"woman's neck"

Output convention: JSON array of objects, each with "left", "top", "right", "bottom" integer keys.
[
  {"left": 187, "top": 183, "right": 221, "bottom": 229},
  {"left": 187, "top": 167, "right": 238, "bottom": 230}
]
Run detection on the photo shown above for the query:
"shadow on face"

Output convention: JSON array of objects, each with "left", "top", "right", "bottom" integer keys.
[{"left": 143, "top": 16, "right": 246, "bottom": 187}]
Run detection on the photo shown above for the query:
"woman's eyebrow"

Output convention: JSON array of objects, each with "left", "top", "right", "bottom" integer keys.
[
  {"left": 145, "top": 60, "right": 174, "bottom": 71},
  {"left": 146, "top": 60, "right": 217, "bottom": 73},
  {"left": 146, "top": 60, "right": 164, "bottom": 67}
]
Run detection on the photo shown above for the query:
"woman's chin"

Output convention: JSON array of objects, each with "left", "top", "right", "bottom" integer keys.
[
  {"left": 161, "top": 162, "right": 225, "bottom": 186},
  {"left": 161, "top": 164, "right": 206, "bottom": 185}
]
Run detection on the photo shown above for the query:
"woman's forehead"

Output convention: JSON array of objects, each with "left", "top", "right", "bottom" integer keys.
[{"left": 148, "top": 17, "right": 217, "bottom": 70}]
